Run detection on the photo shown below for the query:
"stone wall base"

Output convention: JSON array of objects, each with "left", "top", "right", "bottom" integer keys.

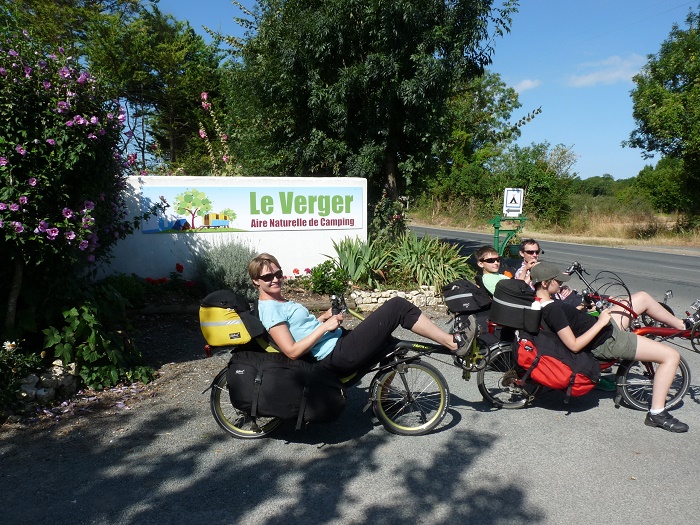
[{"left": 350, "top": 286, "right": 445, "bottom": 311}]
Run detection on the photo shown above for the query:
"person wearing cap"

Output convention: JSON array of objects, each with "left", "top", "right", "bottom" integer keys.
[{"left": 530, "top": 261, "right": 689, "bottom": 432}]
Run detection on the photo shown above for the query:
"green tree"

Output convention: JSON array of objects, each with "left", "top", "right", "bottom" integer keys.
[
  {"left": 496, "top": 142, "right": 577, "bottom": 225},
  {"left": 1, "top": 0, "right": 142, "bottom": 53},
  {"left": 625, "top": 6, "right": 700, "bottom": 216},
  {"left": 433, "top": 70, "right": 532, "bottom": 202},
  {"left": 174, "top": 189, "right": 213, "bottom": 228},
  {"left": 635, "top": 156, "right": 688, "bottom": 213},
  {"left": 86, "top": 3, "right": 223, "bottom": 173},
  {"left": 230, "top": 0, "right": 518, "bottom": 199}
]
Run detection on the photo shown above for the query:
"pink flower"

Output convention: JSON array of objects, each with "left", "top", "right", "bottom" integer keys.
[
  {"left": 46, "top": 227, "right": 59, "bottom": 240},
  {"left": 62, "top": 207, "right": 73, "bottom": 218},
  {"left": 42, "top": 81, "right": 51, "bottom": 89},
  {"left": 201, "top": 92, "right": 208, "bottom": 101},
  {"left": 14, "top": 222, "right": 23, "bottom": 233},
  {"left": 304, "top": 268, "right": 311, "bottom": 274},
  {"left": 79, "top": 240, "right": 89, "bottom": 250},
  {"left": 65, "top": 230, "right": 76, "bottom": 241},
  {"left": 199, "top": 129, "right": 207, "bottom": 139},
  {"left": 0, "top": 157, "right": 7, "bottom": 166},
  {"left": 15, "top": 144, "right": 26, "bottom": 155},
  {"left": 221, "top": 133, "right": 228, "bottom": 141},
  {"left": 46, "top": 138, "right": 56, "bottom": 146},
  {"left": 9, "top": 203, "right": 19, "bottom": 211},
  {"left": 19, "top": 196, "right": 27, "bottom": 205},
  {"left": 28, "top": 178, "right": 36, "bottom": 186},
  {"left": 293, "top": 268, "right": 300, "bottom": 275}
]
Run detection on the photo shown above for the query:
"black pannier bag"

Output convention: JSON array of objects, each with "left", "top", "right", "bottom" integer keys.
[
  {"left": 442, "top": 279, "right": 492, "bottom": 314},
  {"left": 200, "top": 290, "right": 266, "bottom": 346},
  {"left": 227, "top": 351, "right": 347, "bottom": 429},
  {"left": 490, "top": 279, "right": 541, "bottom": 333}
]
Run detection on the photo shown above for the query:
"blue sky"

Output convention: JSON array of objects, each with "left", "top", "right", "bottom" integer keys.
[{"left": 158, "top": 0, "right": 697, "bottom": 180}]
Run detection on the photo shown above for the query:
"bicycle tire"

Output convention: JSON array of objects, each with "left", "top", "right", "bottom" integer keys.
[
  {"left": 641, "top": 302, "right": 674, "bottom": 327},
  {"left": 617, "top": 355, "right": 691, "bottom": 411},
  {"left": 209, "top": 368, "right": 282, "bottom": 439},
  {"left": 690, "top": 324, "right": 700, "bottom": 353},
  {"left": 477, "top": 345, "right": 542, "bottom": 409},
  {"left": 371, "top": 360, "right": 449, "bottom": 436}
]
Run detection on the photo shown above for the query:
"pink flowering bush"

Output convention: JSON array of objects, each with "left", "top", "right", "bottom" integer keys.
[
  {"left": 0, "top": 31, "right": 129, "bottom": 276},
  {"left": 0, "top": 27, "right": 161, "bottom": 395}
]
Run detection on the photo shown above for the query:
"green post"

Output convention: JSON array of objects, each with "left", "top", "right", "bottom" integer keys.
[{"left": 487, "top": 215, "right": 528, "bottom": 256}]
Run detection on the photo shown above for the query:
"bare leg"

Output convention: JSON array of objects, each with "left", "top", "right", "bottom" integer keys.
[
  {"left": 633, "top": 336, "right": 681, "bottom": 411},
  {"left": 610, "top": 291, "right": 684, "bottom": 330},
  {"left": 411, "top": 314, "right": 458, "bottom": 351}
]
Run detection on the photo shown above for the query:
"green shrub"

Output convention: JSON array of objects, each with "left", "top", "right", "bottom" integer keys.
[
  {"left": 368, "top": 190, "right": 407, "bottom": 244},
  {"left": 102, "top": 273, "right": 146, "bottom": 309},
  {"left": 42, "top": 283, "right": 154, "bottom": 390},
  {"left": 194, "top": 241, "right": 258, "bottom": 299},
  {"left": 309, "top": 260, "right": 350, "bottom": 296}
]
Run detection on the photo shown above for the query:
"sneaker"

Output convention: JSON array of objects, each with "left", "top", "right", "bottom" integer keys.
[
  {"left": 452, "top": 314, "right": 477, "bottom": 356},
  {"left": 594, "top": 377, "right": 617, "bottom": 392},
  {"left": 684, "top": 318, "right": 696, "bottom": 330},
  {"left": 644, "top": 410, "right": 689, "bottom": 433}
]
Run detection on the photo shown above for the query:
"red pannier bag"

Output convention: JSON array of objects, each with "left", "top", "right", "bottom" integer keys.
[{"left": 516, "top": 331, "right": 602, "bottom": 401}]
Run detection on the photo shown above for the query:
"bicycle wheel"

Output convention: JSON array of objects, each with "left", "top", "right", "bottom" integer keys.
[
  {"left": 641, "top": 302, "right": 674, "bottom": 327},
  {"left": 690, "top": 324, "right": 700, "bottom": 353},
  {"left": 618, "top": 355, "right": 691, "bottom": 411},
  {"left": 371, "top": 360, "right": 449, "bottom": 436},
  {"left": 477, "top": 345, "right": 541, "bottom": 409},
  {"left": 209, "top": 369, "right": 282, "bottom": 439}
]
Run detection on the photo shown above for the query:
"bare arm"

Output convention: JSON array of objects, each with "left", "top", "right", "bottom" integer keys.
[
  {"left": 268, "top": 313, "right": 344, "bottom": 360},
  {"left": 556, "top": 309, "right": 612, "bottom": 353}
]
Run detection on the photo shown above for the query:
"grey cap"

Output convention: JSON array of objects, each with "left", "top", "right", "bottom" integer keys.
[{"left": 530, "top": 262, "right": 571, "bottom": 284}]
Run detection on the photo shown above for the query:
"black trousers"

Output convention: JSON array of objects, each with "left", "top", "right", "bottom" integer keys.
[{"left": 320, "top": 297, "right": 421, "bottom": 375}]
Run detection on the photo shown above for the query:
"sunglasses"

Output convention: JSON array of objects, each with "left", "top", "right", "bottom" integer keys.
[
  {"left": 258, "top": 269, "right": 284, "bottom": 282},
  {"left": 523, "top": 250, "right": 541, "bottom": 255},
  {"left": 480, "top": 257, "right": 500, "bottom": 264}
]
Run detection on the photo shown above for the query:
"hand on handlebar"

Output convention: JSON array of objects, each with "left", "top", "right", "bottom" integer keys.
[
  {"left": 596, "top": 306, "right": 613, "bottom": 325},
  {"left": 323, "top": 313, "right": 344, "bottom": 331}
]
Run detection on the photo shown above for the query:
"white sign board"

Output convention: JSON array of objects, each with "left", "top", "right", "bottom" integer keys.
[
  {"left": 503, "top": 188, "right": 524, "bottom": 217},
  {"left": 100, "top": 176, "right": 367, "bottom": 280}
]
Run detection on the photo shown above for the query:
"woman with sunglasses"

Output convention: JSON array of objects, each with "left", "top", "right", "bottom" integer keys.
[
  {"left": 247, "top": 253, "right": 473, "bottom": 375},
  {"left": 531, "top": 261, "right": 688, "bottom": 432}
]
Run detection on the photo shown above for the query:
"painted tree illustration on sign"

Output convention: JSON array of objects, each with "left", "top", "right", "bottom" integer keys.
[{"left": 173, "top": 188, "right": 213, "bottom": 229}]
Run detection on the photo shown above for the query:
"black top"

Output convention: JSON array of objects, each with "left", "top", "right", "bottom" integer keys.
[{"left": 541, "top": 300, "right": 613, "bottom": 352}]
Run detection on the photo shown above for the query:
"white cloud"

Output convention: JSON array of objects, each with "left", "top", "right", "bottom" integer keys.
[
  {"left": 566, "top": 54, "right": 646, "bottom": 87},
  {"left": 513, "top": 79, "right": 542, "bottom": 93}
]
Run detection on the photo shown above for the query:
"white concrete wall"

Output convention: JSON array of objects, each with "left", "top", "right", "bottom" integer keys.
[{"left": 101, "top": 176, "right": 367, "bottom": 280}]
